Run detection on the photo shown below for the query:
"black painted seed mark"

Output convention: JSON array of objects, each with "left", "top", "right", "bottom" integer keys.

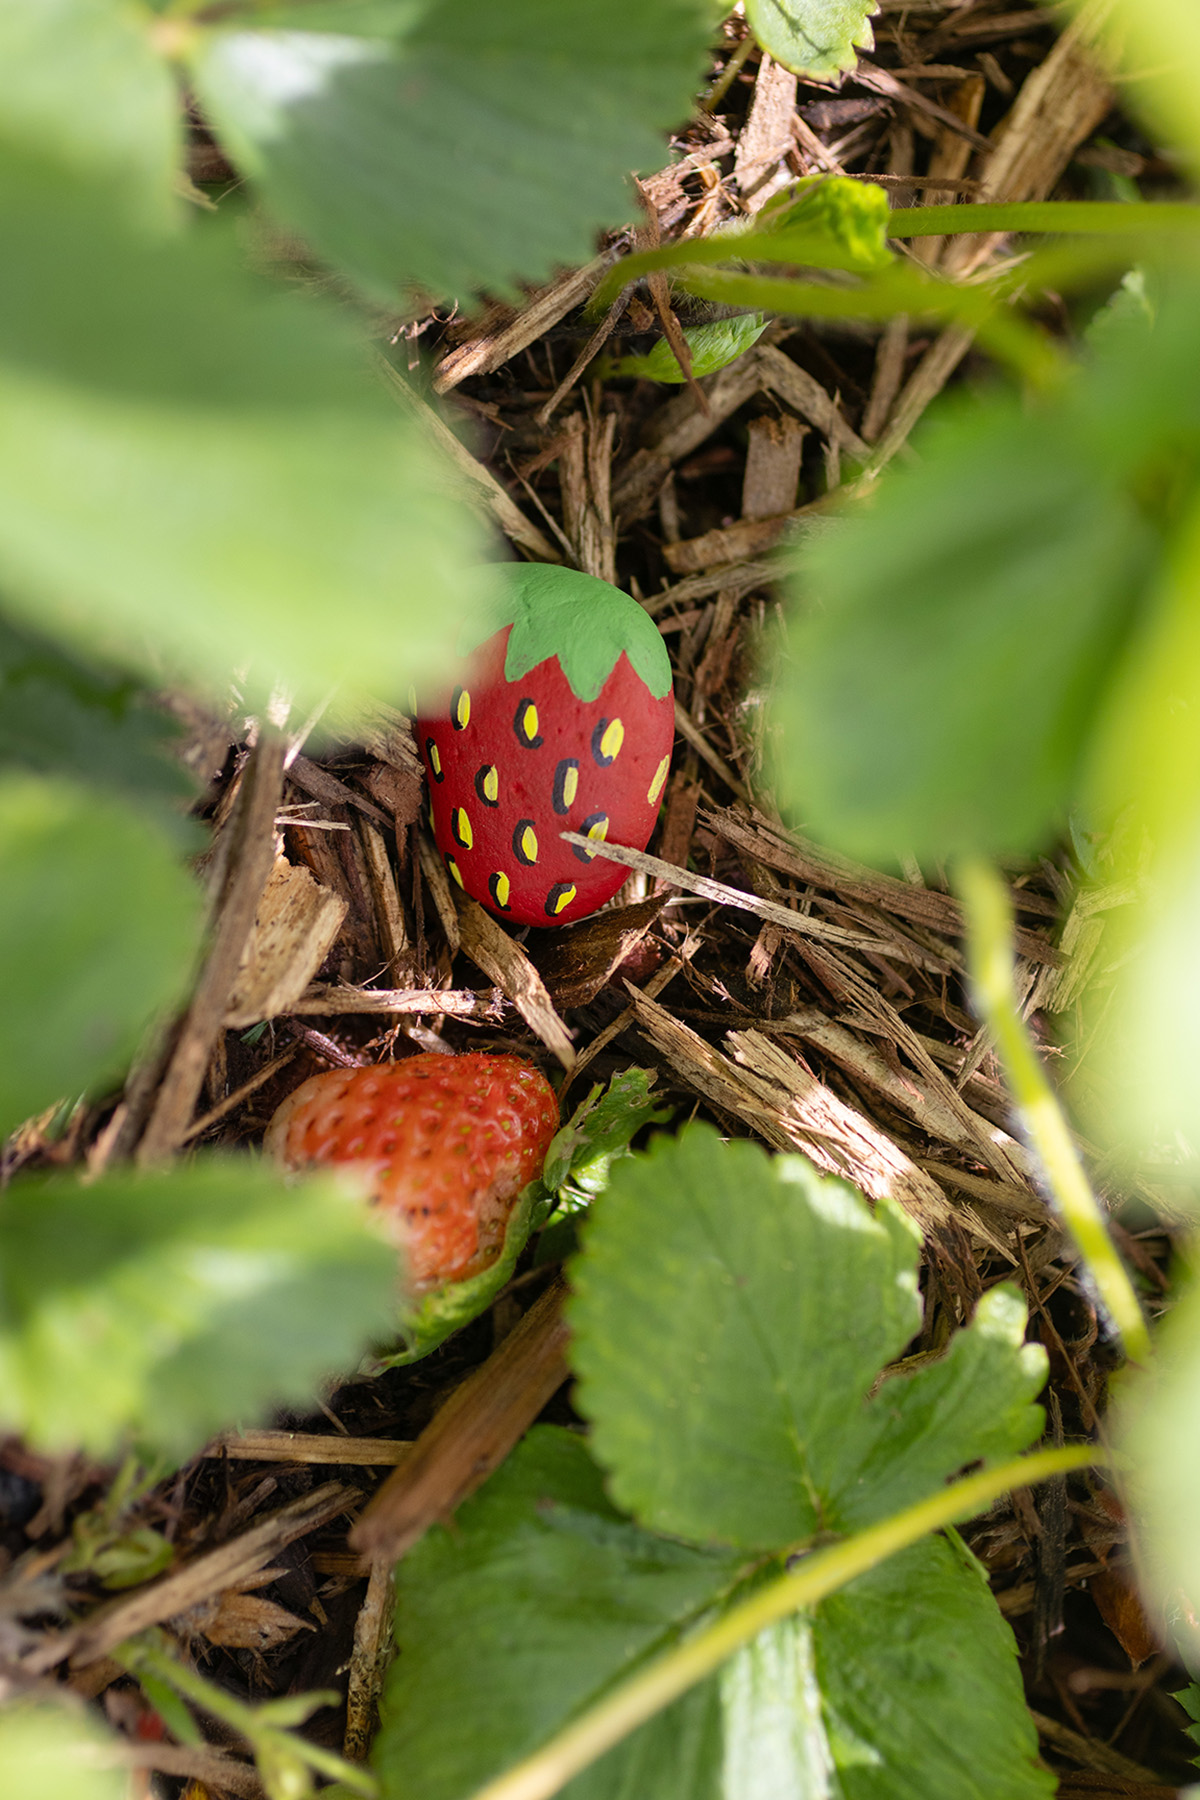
[
  {"left": 513, "top": 698, "right": 543, "bottom": 749},
  {"left": 475, "top": 764, "right": 500, "bottom": 807},
  {"left": 488, "top": 871, "right": 512, "bottom": 910},
  {"left": 452, "top": 686, "right": 471, "bottom": 730},
  {"left": 425, "top": 738, "right": 443, "bottom": 781},
  {"left": 591, "top": 716, "right": 624, "bottom": 766},
  {"left": 513, "top": 820, "right": 539, "bottom": 866},
  {"left": 572, "top": 812, "right": 609, "bottom": 863},
  {"left": 545, "top": 882, "right": 577, "bottom": 917},
  {"left": 551, "top": 758, "right": 579, "bottom": 814},
  {"left": 451, "top": 806, "right": 473, "bottom": 850}
]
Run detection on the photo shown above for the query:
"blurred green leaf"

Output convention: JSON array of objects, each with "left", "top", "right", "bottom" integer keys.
[
  {"left": 601, "top": 314, "right": 767, "bottom": 383},
  {"left": 0, "top": 149, "right": 492, "bottom": 716},
  {"left": 1072, "top": 0, "right": 1200, "bottom": 176},
  {"left": 745, "top": 0, "right": 877, "bottom": 80},
  {"left": 756, "top": 173, "right": 894, "bottom": 273},
  {"left": 376, "top": 1426, "right": 741, "bottom": 1800},
  {"left": 813, "top": 1535, "right": 1054, "bottom": 1800},
  {"left": 0, "top": 1156, "right": 398, "bottom": 1459},
  {"left": 190, "top": 0, "right": 713, "bottom": 305},
  {"left": 770, "top": 389, "right": 1156, "bottom": 864},
  {"left": 0, "top": 773, "right": 203, "bottom": 1139},
  {"left": 0, "top": 1703, "right": 127, "bottom": 1800},
  {"left": 0, "top": 610, "right": 199, "bottom": 841},
  {"left": 0, "top": 0, "right": 180, "bottom": 224},
  {"left": 569, "top": 1126, "right": 1044, "bottom": 1550}
]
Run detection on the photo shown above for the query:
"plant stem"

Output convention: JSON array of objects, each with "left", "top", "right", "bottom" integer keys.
[
  {"left": 117, "top": 1631, "right": 378, "bottom": 1800},
  {"left": 467, "top": 1444, "right": 1097, "bottom": 1800},
  {"left": 956, "top": 856, "right": 1151, "bottom": 1365}
]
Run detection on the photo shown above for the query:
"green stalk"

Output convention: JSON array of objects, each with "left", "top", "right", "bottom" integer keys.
[
  {"left": 956, "top": 856, "right": 1151, "bottom": 1365},
  {"left": 116, "top": 1630, "right": 378, "bottom": 1799},
  {"left": 467, "top": 1444, "right": 1096, "bottom": 1800}
]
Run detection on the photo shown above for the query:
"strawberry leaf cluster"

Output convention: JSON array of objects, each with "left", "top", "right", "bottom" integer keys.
[{"left": 377, "top": 1127, "right": 1053, "bottom": 1799}]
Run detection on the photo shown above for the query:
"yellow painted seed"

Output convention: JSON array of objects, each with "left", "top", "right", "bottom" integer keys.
[
  {"left": 648, "top": 754, "right": 669, "bottom": 804},
  {"left": 600, "top": 718, "right": 624, "bottom": 761}
]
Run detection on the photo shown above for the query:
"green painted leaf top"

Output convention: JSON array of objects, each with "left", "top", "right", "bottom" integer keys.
[
  {"left": 461, "top": 563, "right": 673, "bottom": 703},
  {"left": 745, "top": 0, "right": 879, "bottom": 81}
]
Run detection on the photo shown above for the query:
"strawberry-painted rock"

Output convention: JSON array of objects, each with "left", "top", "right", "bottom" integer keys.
[{"left": 416, "top": 564, "right": 673, "bottom": 927}]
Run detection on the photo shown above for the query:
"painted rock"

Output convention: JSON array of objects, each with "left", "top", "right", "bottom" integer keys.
[{"left": 416, "top": 564, "right": 673, "bottom": 927}]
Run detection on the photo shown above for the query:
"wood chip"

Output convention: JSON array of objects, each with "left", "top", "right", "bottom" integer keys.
[
  {"left": 224, "top": 857, "right": 348, "bottom": 1029},
  {"left": 455, "top": 895, "right": 576, "bottom": 1068},
  {"left": 206, "top": 1429, "right": 413, "bottom": 1465},
  {"left": 378, "top": 358, "right": 560, "bottom": 563},
  {"left": 742, "top": 412, "right": 807, "bottom": 519},
  {"left": 287, "top": 984, "right": 493, "bottom": 1017},
  {"left": 137, "top": 729, "right": 289, "bottom": 1163},
  {"left": 560, "top": 830, "right": 953, "bottom": 965},
  {"left": 734, "top": 53, "right": 799, "bottom": 212},
  {"left": 530, "top": 895, "right": 668, "bottom": 1009},
  {"left": 432, "top": 253, "right": 616, "bottom": 392},
  {"left": 663, "top": 498, "right": 825, "bottom": 575},
  {"left": 350, "top": 1277, "right": 570, "bottom": 1562},
  {"left": 344, "top": 1557, "right": 395, "bottom": 1762},
  {"left": 24, "top": 1482, "right": 356, "bottom": 1672}
]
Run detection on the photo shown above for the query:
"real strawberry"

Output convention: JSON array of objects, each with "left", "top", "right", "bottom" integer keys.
[
  {"left": 264, "top": 1054, "right": 559, "bottom": 1291},
  {"left": 416, "top": 563, "right": 674, "bottom": 928}
]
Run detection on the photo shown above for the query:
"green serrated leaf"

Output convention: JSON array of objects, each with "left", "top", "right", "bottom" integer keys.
[
  {"left": 824, "top": 1285, "right": 1047, "bottom": 1530},
  {"left": 602, "top": 313, "right": 767, "bottom": 384},
  {"left": 0, "top": 148, "right": 491, "bottom": 717},
  {"left": 0, "top": 774, "right": 203, "bottom": 1140},
  {"left": 570, "top": 1126, "right": 1045, "bottom": 1550},
  {"left": 459, "top": 563, "right": 673, "bottom": 705},
  {"left": 745, "top": 0, "right": 877, "bottom": 80},
  {"left": 190, "top": 0, "right": 714, "bottom": 305},
  {"left": 569, "top": 1125, "right": 922, "bottom": 1549},
  {"left": 543, "top": 1068, "right": 670, "bottom": 1195},
  {"left": 0, "top": 0, "right": 181, "bottom": 225},
  {"left": 0, "top": 1156, "right": 398, "bottom": 1460},
  {"left": 814, "top": 1534, "right": 1054, "bottom": 1800},
  {"left": 0, "top": 611, "right": 199, "bottom": 844},
  {"left": 375, "top": 1426, "right": 741, "bottom": 1800},
  {"left": 0, "top": 1703, "right": 127, "bottom": 1800}
]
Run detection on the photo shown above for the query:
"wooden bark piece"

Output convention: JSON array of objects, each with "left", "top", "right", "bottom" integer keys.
[
  {"left": 742, "top": 412, "right": 807, "bottom": 519},
  {"left": 455, "top": 895, "right": 576, "bottom": 1068},
  {"left": 734, "top": 53, "right": 799, "bottom": 213},
  {"left": 224, "top": 857, "right": 348, "bottom": 1029},
  {"left": 530, "top": 895, "right": 667, "bottom": 1009},
  {"left": 350, "top": 1277, "right": 570, "bottom": 1562}
]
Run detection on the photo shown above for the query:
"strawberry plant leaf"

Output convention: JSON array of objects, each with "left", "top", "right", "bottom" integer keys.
[
  {"left": 0, "top": 1157, "right": 398, "bottom": 1460},
  {"left": 375, "top": 1426, "right": 741, "bottom": 1800},
  {"left": 745, "top": 0, "right": 878, "bottom": 80},
  {"left": 601, "top": 314, "right": 767, "bottom": 384},
  {"left": 376, "top": 1427, "right": 1052, "bottom": 1800},
  {"left": 718, "top": 1617, "right": 836, "bottom": 1800},
  {"left": 770, "top": 386, "right": 1157, "bottom": 862},
  {"left": 0, "top": 150, "right": 491, "bottom": 716},
  {"left": 189, "top": 0, "right": 714, "bottom": 306},
  {"left": 0, "top": 1702, "right": 128, "bottom": 1800},
  {"left": 0, "top": 0, "right": 180, "bottom": 224},
  {"left": 569, "top": 1125, "right": 1045, "bottom": 1549},
  {"left": 569, "top": 1125, "right": 921, "bottom": 1549},
  {"left": 542, "top": 1068, "right": 671, "bottom": 1195},
  {"left": 813, "top": 1535, "right": 1054, "bottom": 1800},
  {"left": 755, "top": 173, "right": 894, "bottom": 272},
  {"left": 0, "top": 774, "right": 203, "bottom": 1140},
  {"left": 0, "top": 613, "right": 199, "bottom": 844}
]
